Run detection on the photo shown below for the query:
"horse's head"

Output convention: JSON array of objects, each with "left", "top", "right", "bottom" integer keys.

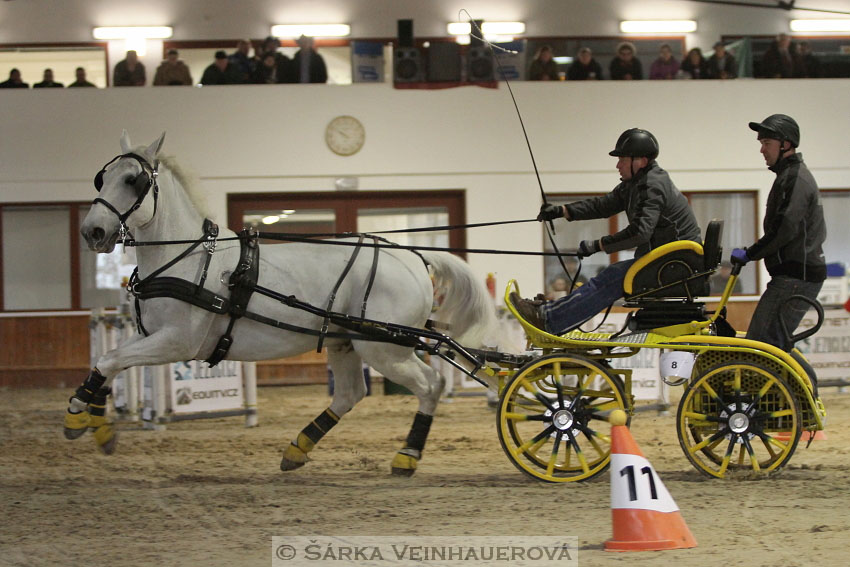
[{"left": 80, "top": 130, "right": 166, "bottom": 252}]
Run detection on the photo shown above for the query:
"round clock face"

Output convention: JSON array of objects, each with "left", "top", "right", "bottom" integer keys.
[{"left": 325, "top": 115, "right": 365, "bottom": 156}]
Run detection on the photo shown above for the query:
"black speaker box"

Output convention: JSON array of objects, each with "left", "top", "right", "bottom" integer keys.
[
  {"left": 394, "top": 47, "right": 422, "bottom": 82},
  {"left": 468, "top": 46, "right": 494, "bottom": 81},
  {"left": 398, "top": 19, "right": 414, "bottom": 48},
  {"left": 427, "top": 42, "right": 461, "bottom": 82}
]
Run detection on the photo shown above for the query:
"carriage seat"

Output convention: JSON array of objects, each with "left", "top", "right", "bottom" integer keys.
[
  {"left": 623, "top": 219, "right": 723, "bottom": 302},
  {"left": 621, "top": 220, "right": 723, "bottom": 330}
]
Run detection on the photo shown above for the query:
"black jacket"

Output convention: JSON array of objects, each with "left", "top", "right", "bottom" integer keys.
[
  {"left": 565, "top": 161, "right": 701, "bottom": 257},
  {"left": 746, "top": 153, "right": 826, "bottom": 282}
]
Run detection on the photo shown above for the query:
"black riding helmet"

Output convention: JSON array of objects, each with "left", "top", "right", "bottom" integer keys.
[
  {"left": 609, "top": 128, "right": 660, "bottom": 160},
  {"left": 748, "top": 114, "right": 800, "bottom": 148}
]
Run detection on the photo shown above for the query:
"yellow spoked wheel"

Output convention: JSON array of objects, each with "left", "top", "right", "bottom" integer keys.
[
  {"left": 677, "top": 361, "right": 801, "bottom": 478},
  {"left": 497, "top": 354, "right": 628, "bottom": 483}
]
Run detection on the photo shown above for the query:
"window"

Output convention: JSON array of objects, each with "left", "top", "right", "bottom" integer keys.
[
  {"left": 229, "top": 191, "right": 465, "bottom": 252},
  {"left": 821, "top": 190, "right": 850, "bottom": 270},
  {"left": 0, "top": 45, "right": 108, "bottom": 87}
]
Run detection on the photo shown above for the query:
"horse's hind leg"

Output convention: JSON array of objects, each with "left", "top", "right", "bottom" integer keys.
[
  {"left": 356, "top": 344, "right": 445, "bottom": 477},
  {"left": 280, "top": 343, "right": 368, "bottom": 471}
]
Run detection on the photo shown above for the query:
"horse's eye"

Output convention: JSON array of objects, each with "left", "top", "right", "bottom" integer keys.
[{"left": 124, "top": 174, "right": 136, "bottom": 185}]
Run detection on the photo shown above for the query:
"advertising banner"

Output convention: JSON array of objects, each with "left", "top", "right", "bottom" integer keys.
[
  {"left": 795, "top": 307, "right": 850, "bottom": 381},
  {"left": 169, "top": 360, "right": 244, "bottom": 414}
]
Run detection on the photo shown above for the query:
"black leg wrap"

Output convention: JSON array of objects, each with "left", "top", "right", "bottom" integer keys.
[
  {"left": 88, "top": 387, "right": 112, "bottom": 417},
  {"left": 73, "top": 368, "right": 107, "bottom": 404},
  {"left": 405, "top": 412, "right": 433, "bottom": 453},
  {"left": 302, "top": 408, "right": 340, "bottom": 444}
]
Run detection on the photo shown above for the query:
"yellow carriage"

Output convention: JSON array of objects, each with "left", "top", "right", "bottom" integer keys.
[{"left": 499, "top": 220, "right": 826, "bottom": 482}]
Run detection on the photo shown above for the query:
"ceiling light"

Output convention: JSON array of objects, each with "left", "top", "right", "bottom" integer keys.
[
  {"left": 790, "top": 19, "right": 850, "bottom": 32},
  {"left": 262, "top": 215, "right": 280, "bottom": 225},
  {"left": 620, "top": 20, "right": 697, "bottom": 33},
  {"left": 447, "top": 21, "right": 526, "bottom": 36},
  {"left": 92, "top": 26, "right": 173, "bottom": 39},
  {"left": 270, "top": 24, "right": 351, "bottom": 38},
  {"left": 282, "top": 209, "right": 295, "bottom": 214}
]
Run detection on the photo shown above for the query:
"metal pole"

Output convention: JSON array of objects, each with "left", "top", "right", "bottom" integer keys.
[{"left": 243, "top": 361, "right": 258, "bottom": 427}]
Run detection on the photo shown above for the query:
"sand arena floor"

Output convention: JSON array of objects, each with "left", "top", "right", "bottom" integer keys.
[{"left": 1, "top": 384, "right": 849, "bottom": 567}]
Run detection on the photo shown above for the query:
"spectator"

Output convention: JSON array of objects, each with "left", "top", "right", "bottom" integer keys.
[
  {"left": 798, "top": 42, "right": 823, "bottom": 78},
  {"left": 113, "top": 50, "right": 146, "bottom": 86},
  {"left": 707, "top": 42, "right": 738, "bottom": 79},
  {"left": 760, "top": 34, "right": 801, "bottom": 78},
  {"left": 0, "top": 68, "right": 29, "bottom": 88},
  {"left": 252, "top": 52, "right": 281, "bottom": 84},
  {"left": 293, "top": 35, "right": 328, "bottom": 83},
  {"left": 609, "top": 42, "right": 643, "bottom": 80},
  {"left": 229, "top": 39, "right": 255, "bottom": 84},
  {"left": 33, "top": 68, "right": 64, "bottom": 88},
  {"left": 67, "top": 67, "right": 96, "bottom": 88},
  {"left": 201, "top": 50, "right": 239, "bottom": 85},
  {"left": 680, "top": 48, "right": 709, "bottom": 79},
  {"left": 567, "top": 47, "right": 603, "bottom": 80},
  {"left": 528, "top": 45, "right": 559, "bottom": 81},
  {"left": 260, "top": 35, "right": 294, "bottom": 83},
  {"left": 649, "top": 44, "right": 679, "bottom": 80},
  {"left": 153, "top": 49, "right": 193, "bottom": 86}
]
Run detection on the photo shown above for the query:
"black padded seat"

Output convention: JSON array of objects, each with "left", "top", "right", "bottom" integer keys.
[
  {"left": 623, "top": 219, "right": 724, "bottom": 302},
  {"left": 622, "top": 220, "right": 724, "bottom": 331}
]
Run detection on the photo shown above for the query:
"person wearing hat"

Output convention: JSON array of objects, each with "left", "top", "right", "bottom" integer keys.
[
  {"left": 293, "top": 35, "right": 328, "bottom": 83},
  {"left": 733, "top": 114, "right": 826, "bottom": 351},
  {"left": 201, "top": 50, "right": 238, "bottom": 85},
  {"left": 260, "top": 35, "right": 295, "bottom": 83},
  {"left": 707, "top": 41, "right": 737, "bottom": 79},
  {"left": 153, "top": 48, "right": 193, "bottom": 86},
  {"left": 510, "top": 129, "right": 701, "bottom": 334}
]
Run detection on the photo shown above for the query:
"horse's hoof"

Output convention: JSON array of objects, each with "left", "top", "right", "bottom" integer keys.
[
  {"left": 63, "top": 410, "right": 91, "bottom": 439},
  {"left": 97, "top": 429, "right": 118, "bottom": 455},
  {"left": 391, "top": 466, "right": 416, "bottom": 477},
  {"left": 390, "top": 449, "right": 420, "bottom": 477},
  {"left": 280, "top": 443, "right": 308, "bottom": 471}
]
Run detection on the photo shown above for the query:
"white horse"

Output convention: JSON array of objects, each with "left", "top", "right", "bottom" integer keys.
[{"left": 67, "top": 131, "right": 497, "bottom": 476}]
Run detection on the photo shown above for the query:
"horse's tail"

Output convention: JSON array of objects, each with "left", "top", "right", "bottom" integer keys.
[{"left": 421, "top": 251, "right": 498, "bottom": 348}]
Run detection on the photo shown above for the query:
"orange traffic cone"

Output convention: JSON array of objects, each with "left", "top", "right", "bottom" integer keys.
[{"left": 605, "top": 410, "right": 697, "bottom": 552}]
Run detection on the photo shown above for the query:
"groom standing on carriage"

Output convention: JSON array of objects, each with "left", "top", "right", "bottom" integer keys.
[{"left": 511, "top": 128, "right": 701, "bottom": 334}]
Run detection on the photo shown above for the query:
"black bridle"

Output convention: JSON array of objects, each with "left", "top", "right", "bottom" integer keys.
[{"left": 92, "top": 152, "right": 159, "bottom": 240}]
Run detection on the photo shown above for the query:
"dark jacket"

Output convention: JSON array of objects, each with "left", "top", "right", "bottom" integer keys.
[
  {"left": 34, "top": 81, "right": 64, "bottom": 88},
  {"left": 565, "top": 161, "right": 701, "bottom": 257},
  {"left": 567, "top": 59, "right": 603, "bottom": 80},
  {"left": 609, "top": 57, "right": 643, "bottom": 80},
  {"left": 529, "top": 58, "right": 559, "bottom": 81},
  {"left": 292, "top": 50, "right": 328, "bottom": 83},
  {"left": 200, "top": 63, "right": 239, "bottom": 85},
  {"left": 746, "top": 153, "right": 826, "bottom": 282},
  {"left": 707, "top": 53, "right": 737, "bottom": 79}
]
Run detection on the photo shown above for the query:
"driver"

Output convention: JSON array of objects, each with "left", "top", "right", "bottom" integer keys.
[
  {"left": 511, "top": 128, "right": 701, "bottom": 334},
  {"left": 732, "top": 114, "right": 826, "bottom": 351}
]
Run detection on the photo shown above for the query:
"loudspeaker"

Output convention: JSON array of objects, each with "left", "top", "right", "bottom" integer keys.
[
  {"left": 468, "top": 46, "right": 494, "bottom": 81},
  {"left": 398, "top": 19, "right": 414, "bottom": 48},
  {"left": 394, "top": 47, "right": 422, "bottom": 82},
  {"left": 427, "top": 42, "right": 461, "bottom": 82},
  {"left": 470, "top": 20, "right": 484, "bottom": 47}
]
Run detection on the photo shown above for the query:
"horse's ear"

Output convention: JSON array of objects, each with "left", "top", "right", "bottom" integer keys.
[
  {"left": 120, "top": 130, "right": 132, "bottom": 154},
  {"left": 143, "top": 132, "right": 166, "bottom": 160}
]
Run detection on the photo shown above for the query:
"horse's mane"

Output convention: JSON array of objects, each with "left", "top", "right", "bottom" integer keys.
[{"left": 136, "top": 148, "right": 211, "bottom": 219}]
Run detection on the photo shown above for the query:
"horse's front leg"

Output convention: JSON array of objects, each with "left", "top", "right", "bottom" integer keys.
[
  {"left": 280, "top": 343, "right": 367, "bottom": 471},
  {"left": 63, "top": 329, "right": 194, "bottom": 453}
]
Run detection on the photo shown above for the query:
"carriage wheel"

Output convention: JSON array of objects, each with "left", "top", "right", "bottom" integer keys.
[
  {"left": 497, "top": 354, "right": 628, "bottom": 483},
  {"left": 677, "top": 361, "right": 801, "bottom": 479}
]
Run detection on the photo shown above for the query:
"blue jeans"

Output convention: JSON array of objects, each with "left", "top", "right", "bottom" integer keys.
[
  {"left": 542, "top": 259, "right": 635, "bottom": 335},
  {"left": 746, "top": 275, "right": 823, "bottom": 351}
]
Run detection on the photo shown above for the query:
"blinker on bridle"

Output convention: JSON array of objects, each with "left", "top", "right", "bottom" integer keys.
[{"left": 92, "top": 152, "right": 159, "bottom": 242}]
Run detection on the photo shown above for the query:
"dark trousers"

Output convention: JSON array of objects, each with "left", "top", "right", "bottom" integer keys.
[{"left": 746, "top": 275, "right": 823, "bottom": 351}]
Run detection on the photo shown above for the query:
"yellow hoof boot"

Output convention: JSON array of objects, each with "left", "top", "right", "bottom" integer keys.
[
  {"left": 63, "top": 410, "right": 91, "bottom": 440},
  {"left": 390, "top": 449, "right": 420, "bottom": 477},
  {"left": 280, "top": 443, "right": 309, "bottom": 471},
  {"left": 90, "top": 417, "right": 117, "bottom": 455}
]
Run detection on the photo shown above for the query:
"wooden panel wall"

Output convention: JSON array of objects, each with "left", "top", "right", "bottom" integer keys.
[{"left": 0, "top": 315, "right": 91, "bottom": 388}]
